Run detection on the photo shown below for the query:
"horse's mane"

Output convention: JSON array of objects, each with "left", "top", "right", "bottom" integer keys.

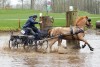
[{"left": 75, "top": 16, "right": 88, "bottom": 25}]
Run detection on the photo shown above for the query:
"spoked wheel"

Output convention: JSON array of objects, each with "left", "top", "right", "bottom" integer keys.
[
  {"left": 24, "top": 36, "right": 35, "bottom": 51},
  {"left": 9, "top": 39, "right": 18, "bottom": 49},
  {"left": 9, "top": 40, "right": 12, "bottom": 49},
  {"left": 25, "top": 40, "right": 36, "bottom": 51},
  {"left": 37, "top": 40, "right": 48, "bottom": 52}
]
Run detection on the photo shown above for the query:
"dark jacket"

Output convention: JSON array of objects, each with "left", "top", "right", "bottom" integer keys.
[{"left": 23, "top": 16, "right": 39, "bottom": 28}]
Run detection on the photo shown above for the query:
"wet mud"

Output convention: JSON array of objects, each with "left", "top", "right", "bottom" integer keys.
[{"left": 0, "top": 30, "right": 100, "bottom": 67}]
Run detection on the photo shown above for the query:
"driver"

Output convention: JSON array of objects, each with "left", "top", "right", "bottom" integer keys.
[{"left": 21, "top": 14, "right": 42, "bottom": 36}]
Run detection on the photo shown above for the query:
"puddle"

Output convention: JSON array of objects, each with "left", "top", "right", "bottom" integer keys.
[{"left": 0, "top": 31, "right": 100, "bottom": 67}]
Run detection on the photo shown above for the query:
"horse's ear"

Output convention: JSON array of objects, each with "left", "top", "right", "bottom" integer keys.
[{"left": 85, "top": 16, "right": 88, "bottom": 19}]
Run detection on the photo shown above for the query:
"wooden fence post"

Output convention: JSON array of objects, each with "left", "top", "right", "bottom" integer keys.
[
  {"left": 18, "top": 18, "right": 21, "bottom": 31},
  {"left": 66, "top": 11, "right": 80, "bottom": 49},
  {"left": 39, "top": 16, "right": 53, "bottom": 30}
]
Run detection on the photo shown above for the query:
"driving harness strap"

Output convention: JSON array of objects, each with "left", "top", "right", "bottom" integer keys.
[
  {"left": 70, "top": 26, "right": 75, "bottom": 39},
  {"left": 59, "top": 26, "right": 84, "bottom": 40},
  {"left": 70, "top": 26, "right": 84, "bottom": 40},
  {"left": 75, "top": 27, "right": 84, "bottom": 34}
]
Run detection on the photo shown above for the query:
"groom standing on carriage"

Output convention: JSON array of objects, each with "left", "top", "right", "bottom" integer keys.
[{"left": 21, "top": 14, "right": 42, "bottom": 39}]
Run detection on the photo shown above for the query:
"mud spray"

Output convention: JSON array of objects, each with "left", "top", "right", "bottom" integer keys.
[{"left": 0, "top": 31, "right": 100, "bottom": 67}]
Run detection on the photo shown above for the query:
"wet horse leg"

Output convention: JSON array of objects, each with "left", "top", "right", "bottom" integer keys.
[
  {"left": 58, "top": 39, "right": 62, "bottom": 46},
  {"left": 58, "top": 39, "right": 63, "bottom": 50},
  {"left": 80, "top": 38, "right": 94, "bottom": 51},
  {"left": 48, "top": 38, "right": 58, "bottom": 52},
  {"left": 82, "top": 43, "right": 86, "bottom": 48}
]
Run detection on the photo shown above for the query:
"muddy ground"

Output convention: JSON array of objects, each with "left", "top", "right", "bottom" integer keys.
[{"left": 0, "top": 30, "right": 100, "bottom": 67}]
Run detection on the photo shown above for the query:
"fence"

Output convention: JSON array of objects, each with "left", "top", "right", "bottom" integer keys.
[{"left": 0, "top": 19, "right": 23, "bottom": 32}]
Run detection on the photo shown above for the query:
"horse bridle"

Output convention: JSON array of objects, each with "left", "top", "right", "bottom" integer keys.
[{"left": 86, "top": 18, "right": 91, "bottom": 27}]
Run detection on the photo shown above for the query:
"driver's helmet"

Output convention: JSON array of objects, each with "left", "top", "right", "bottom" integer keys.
[{"left": 33, "top": 14, "right": 37, "bottom": 18}]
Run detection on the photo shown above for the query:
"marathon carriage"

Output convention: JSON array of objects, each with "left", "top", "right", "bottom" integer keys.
[
  {"left": 9, "top": 31, "right": 49, "bottom": 52},
  {"left": 8, "top": 16, "right": 54, "bottom": 52}
]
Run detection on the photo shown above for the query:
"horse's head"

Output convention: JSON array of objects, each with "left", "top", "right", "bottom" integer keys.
[
  {"left": 76, "top": 16, "right": 92, "bottom": 28},
  {"left": 86, "top": 17, "right": 92, "bottom": 28}
]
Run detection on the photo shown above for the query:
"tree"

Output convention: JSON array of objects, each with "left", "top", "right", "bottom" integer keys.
[
  {"left": 30, "top": 0, "right": 34, "bottom": 9},
  {"left": 0, "top": 0, "right": 10, "bottom": 9},
  {"left": 21, "top": 0, "right": 23, "bottom": 9},
  {"left": 18, "top": 0, "right": 24, "bottom": 9},
  {"left": 2, "top": 0, "right": 6, "bottom": 8}
]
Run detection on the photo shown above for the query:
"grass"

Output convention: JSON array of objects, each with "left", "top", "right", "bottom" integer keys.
[{"left": 0, "top": 9, "right": 100, "bottom": 31}]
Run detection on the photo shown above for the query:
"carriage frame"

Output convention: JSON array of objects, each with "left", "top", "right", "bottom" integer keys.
[{"left": 8, "top": 31, "right": 49, "bottom": 52}]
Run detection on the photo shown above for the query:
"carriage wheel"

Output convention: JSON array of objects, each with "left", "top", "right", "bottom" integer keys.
[
  {"left": 28, "top": 39, "right": 34, "bottom": 47},
  {"left": 23, "top": 39, "right": 36, "bottom": 51},
  {"left": 33, "top": 40, "right": 37, "bottom": 51},
  {"left": 9, "top": 40, "right": 11, "bottom": 49},
  {"left": 37, "top": 40, "right": 48, "bottom": 52},
  {"left": 9, "top": 39, "right": 18, "bottom": 49},
  {"left": 42, "top": 40, "right": 48, "bottom": 50}
]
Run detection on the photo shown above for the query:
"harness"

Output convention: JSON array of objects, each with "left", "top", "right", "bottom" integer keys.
[
  {"left": 70, "top": 26, "right": 75, "bottom": 39},
  {"left": 59, "top": 26, "right": 84, "bottom": 40},
  {"left": 70, "top": 26, "right": 84, "bottom": 40}
]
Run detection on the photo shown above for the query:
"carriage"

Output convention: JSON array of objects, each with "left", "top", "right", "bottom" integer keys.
[
  {"left": 8, "top": 16, "right": 54, "bottom": 52},
  {"left": 8, "top": 31, "right": 49, "bottom": 52}
]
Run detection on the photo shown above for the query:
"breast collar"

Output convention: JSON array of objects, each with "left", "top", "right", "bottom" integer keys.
[{"left": 70, "top": 26, "right": 84, "bottom": 35}]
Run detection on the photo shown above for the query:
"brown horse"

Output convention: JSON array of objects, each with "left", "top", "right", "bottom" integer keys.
[{"left": 48, "top": 16, "right": 94, "bottom": 52}]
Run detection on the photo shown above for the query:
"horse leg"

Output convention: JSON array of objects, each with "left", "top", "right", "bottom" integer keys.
[
  {"left": 58, "top": 39, "right": 62, "bottom": 46},
  {"left": 82, "top": 43, "right": 86, "bottom": 48},
  {"left": 58, "top": 39, "right": 62, "bottom": 51},
  {"left": 80, "top": 38, "right": 94, "bottom": 51},
  {"left": 58, "top": 39, "right": 67, "bottom": 52},
  {"left": 48, "top": 38, "right": 58, "bottom": 52}
]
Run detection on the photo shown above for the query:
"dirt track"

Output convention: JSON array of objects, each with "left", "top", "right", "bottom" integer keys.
[{"left": 0, "top": 30, "right": 100, "bottom": 67}]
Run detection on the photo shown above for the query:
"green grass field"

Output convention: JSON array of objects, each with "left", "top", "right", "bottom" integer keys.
[{"left": 0, "top": 9, "right": 100, "bottom": 31}]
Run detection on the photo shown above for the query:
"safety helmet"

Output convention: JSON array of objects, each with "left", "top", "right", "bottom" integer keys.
[{"left": 33, "top": 14, "right": 37, "bottom": 18}]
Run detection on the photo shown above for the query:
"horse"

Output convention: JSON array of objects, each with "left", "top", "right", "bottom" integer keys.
[{"left": 48, "top": 16, "right": 94, "bottom": 52}]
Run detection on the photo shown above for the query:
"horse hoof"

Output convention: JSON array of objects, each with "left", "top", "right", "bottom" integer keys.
[
  {"left": 82, "top": 45, "right": 86, "bottom": 48},
  {"left": 90, "top": 48, "right": 94, "bottom": 51}
]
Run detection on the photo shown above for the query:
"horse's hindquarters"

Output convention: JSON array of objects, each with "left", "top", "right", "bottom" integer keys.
[{"left": 59, "top": 35, "right": 81, "bottom": 49}]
